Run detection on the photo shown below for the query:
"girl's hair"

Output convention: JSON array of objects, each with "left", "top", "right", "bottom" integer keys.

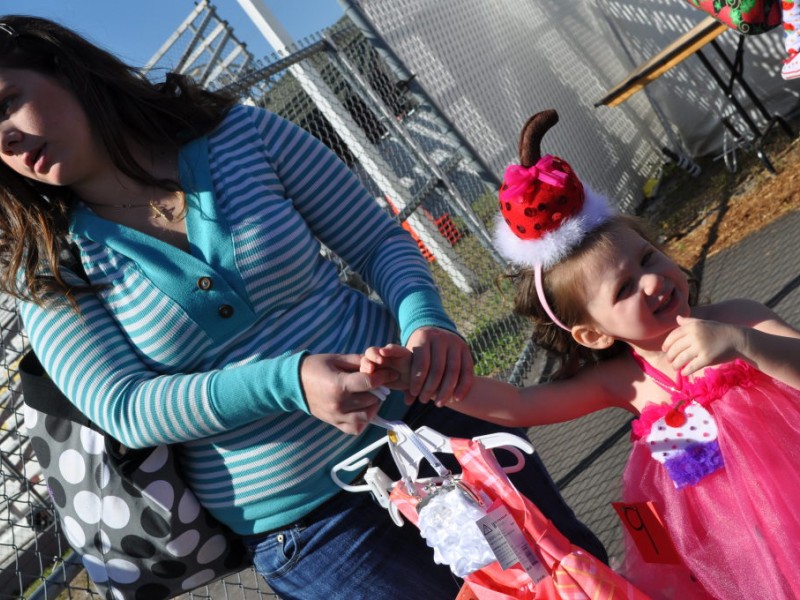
[
  {"left": 507, "top": 214, "right": 698, "bottom": 379},
  {"left": 0, "top": 15, "right": 237, "bottom": 305}
]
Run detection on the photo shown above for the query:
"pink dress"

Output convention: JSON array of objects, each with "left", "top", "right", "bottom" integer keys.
[{"left": 621, "top": 356, "right": 800, "bottom": 599}]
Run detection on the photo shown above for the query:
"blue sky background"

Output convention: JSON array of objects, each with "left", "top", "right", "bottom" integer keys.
[{"left": 2, "top": 1, "right": 346, "bottom": 68}]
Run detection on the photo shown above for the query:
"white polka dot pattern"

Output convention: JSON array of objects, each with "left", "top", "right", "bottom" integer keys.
[
  {"left": 80, "top": 426, "right": 105, "bottom": 455},
  {"left": 167, "top": 529, "right": 201, "bottom": 557},
  {"left": 23, "top": 404, "right": 38, "bottom": 430},
  {"left": 197, "top": 534, "right": 227, "bottom": 564},
  {"left": 138, "top": 444, "right": 169, "bottom": 472},
  {"left": 178, "top": 488, "right": 201, "bottom": 523},
  {"left": 646, "top": 401, "right": 719, "bottom": 463},
  {"left": 143, "top": 480, "right": 175, "bottom": 511},
  {"left": 106, "top": 558, "right": 141, "bottom": 584},
  {"left": 74, "top": 491, "right": 103, "bottom": 524},
  {"left": 59, "top": 449, "right": 86, "bottom": 484},
  {"left": 26, "top": 407, "right": 249, "bottom": 599},
  {"left": 101, "top": 496, "right": 131, "bottom": 529},
  {"left": 63, "top": 515, "right": 87, "bottom": 548},
  {"left": 83, "top": 554, "right": 109, "bottom": 582}
]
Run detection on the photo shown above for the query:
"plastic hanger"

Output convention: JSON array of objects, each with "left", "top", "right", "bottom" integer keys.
[{"left": 331, "top": 413, "right": 534, "bottom": 526}]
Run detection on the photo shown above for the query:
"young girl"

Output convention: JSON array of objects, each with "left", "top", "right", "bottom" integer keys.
[{"left": 362, "top": 110, "right": 800, "bottom": 599}]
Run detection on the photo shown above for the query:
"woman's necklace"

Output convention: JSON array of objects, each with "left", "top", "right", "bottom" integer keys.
[{"left": 85, "top": 190, "right": 188, "bottom": 223}]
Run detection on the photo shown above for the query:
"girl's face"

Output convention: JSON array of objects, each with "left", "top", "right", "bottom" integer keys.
[
  {"left": 577, "top": 224, "right": 690, "bottom": 349},
  {"left": 0, "top": 67, "right": 104, "bottom": 187}
]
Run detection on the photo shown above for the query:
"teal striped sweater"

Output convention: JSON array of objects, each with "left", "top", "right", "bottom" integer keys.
[{"left": 20, "top": 105, "right": 456, "bottom": 534}]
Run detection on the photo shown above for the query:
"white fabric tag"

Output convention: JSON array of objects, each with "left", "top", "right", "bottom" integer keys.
[{"left": 477, "top": 504, "right": 547, "bottom": 583}]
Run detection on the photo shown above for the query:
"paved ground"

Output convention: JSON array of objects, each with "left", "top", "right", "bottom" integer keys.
[{"left": 525, "top": 210, "right": 800, "bottom": 567}]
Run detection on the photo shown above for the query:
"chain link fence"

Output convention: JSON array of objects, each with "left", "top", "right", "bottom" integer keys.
[{"left": 216, "top": 20, "right": 537, "bottom": 383}]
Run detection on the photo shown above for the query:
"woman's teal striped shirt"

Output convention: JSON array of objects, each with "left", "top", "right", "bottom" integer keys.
[{"left": 19, "top": 105, "right": 456, "bottom": 534}]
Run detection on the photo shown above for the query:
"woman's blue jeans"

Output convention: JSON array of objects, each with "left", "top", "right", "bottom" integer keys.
[{"left": 247, "top": 403, "right": 607, "bottom": 599}]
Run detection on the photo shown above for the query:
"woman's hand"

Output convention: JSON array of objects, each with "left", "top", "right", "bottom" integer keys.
[
  {"left": 300, "top": 353, "right": 399, "bottom": 435},
  {"left": 404, "top": 327, "right": 474, "bottom": 406}
]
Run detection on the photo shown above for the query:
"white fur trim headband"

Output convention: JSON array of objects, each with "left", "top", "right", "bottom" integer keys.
[{"left": 493, "top": 187, "right": 615, "bottom": 270}]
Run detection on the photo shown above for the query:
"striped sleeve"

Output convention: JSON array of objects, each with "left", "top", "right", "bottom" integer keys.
[
  {"left": 245, "top": 106, "right": 457, "bottom": 340},
  {"left": 19, "top": 290, "right": 308, "bottom": 449}
]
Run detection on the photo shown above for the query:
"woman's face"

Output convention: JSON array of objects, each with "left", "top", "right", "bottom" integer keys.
[{"left": 0, "top": 67, "right": 104, "bottom": 187}]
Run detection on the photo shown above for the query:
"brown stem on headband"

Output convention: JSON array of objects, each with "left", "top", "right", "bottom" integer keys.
[{"left": 518, "top": 109, "right": 559, "bottom": 168}]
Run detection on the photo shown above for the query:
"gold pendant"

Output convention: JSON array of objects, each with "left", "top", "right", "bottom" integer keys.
[
  {"left": 149, "top": 202, "right": 170, "bottom": 221},
  {"left": 149, "top": 192, "right": 188, "bottom": 223}
]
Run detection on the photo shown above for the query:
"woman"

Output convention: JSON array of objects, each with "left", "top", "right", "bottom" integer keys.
[{"left": 0, "top": 16, "right": 605, "bottom": 599}]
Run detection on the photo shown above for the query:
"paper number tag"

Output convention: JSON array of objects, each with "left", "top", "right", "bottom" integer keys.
[
  {"left": 477, "top": 504, "right": 548, "bottom": 583},
  {"left": 612, "top": 500, "right": 682, "bottom": 564}
]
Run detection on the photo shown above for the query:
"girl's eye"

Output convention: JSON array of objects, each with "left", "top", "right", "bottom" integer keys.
[
  {"left": 615, "top": 280, "right": 631, "bottom": 301},
  {"left": 0, "top": 96, "right": 15, "bottom": 118},
  {"left": 0, "top": 94, "right": 17, "bottom": 118}
]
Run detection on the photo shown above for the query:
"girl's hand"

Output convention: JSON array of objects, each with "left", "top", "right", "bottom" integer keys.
[
  {"left": 360, "top": 344, "right": 413, "bottom": 390},
  {"left": 300, "top": 353, "right": 400, "bottom": 435},
  {"left": 404, "top": 327, "right": 474, "bottom": 406},
  {"left": 663, "top": 315, "right": 746, "bottom": 376}
]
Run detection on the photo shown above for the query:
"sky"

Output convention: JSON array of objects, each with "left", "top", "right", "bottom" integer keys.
[{"left": 2, "top": 0, "right": 347, "bottom": 68}]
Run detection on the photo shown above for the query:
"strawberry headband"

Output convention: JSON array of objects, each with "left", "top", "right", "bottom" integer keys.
[{"left": 493, "top": 111, "right": 615, "bottom": 330}]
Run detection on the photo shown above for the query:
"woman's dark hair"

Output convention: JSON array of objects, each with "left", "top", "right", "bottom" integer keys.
[{"left": 0, "top": 15, "right": 237, "bottom": 305}]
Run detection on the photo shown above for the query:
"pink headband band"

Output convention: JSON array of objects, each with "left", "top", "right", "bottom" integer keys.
[{"left": 534, "top": 263, "right": 570, "bottom": 331}]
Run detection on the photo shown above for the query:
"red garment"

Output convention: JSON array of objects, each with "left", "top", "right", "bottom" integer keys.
[{"left": 390, "top": 438, "right": 650, "bottom": 599}]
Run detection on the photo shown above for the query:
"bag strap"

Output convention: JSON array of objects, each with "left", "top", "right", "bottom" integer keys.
[
  {"left": 20, "top": 349, "right": 156, "bottom": 472},
  {"left": 19, "top": 350, "right": 92, "bottom": 426},
  {"left": 20, "top": 241, "right": 90, "bottom": 423}
]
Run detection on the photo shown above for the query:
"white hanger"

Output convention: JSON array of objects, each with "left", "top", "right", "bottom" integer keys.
[{"left": 330, "top": 415, "right": 534, "bottom": 526}]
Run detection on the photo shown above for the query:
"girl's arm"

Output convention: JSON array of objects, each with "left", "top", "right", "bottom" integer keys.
[
  {"left": 362, "top": 345, "right": 633, "bottom": 427},
  {"left": 665, "top": 299, "right": 800, "bottom": 388},
  {"left": 449, "top": 362, "right": 635, "bottom": 427}
]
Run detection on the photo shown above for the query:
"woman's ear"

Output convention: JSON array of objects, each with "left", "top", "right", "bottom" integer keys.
[{"left": 571, "top": 325, "right": 615, "bottom": 350}]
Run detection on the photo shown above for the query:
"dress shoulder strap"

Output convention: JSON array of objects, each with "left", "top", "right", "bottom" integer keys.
[{"left": 629, "top": 349, "right": 686, "bottom": 394}]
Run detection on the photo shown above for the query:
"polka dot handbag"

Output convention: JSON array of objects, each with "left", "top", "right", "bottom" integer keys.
[{"left": 20, "top": 350, "right": 250, "bottom": 599}]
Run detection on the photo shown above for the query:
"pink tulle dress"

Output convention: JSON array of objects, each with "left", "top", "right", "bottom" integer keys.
[{"left": 621, "top": 355, "right": 800, "bottom": 600}]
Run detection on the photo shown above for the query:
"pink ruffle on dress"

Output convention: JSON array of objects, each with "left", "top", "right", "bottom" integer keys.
[{"left": 621, "top": 357, "right": 800, "bottom": 600}]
